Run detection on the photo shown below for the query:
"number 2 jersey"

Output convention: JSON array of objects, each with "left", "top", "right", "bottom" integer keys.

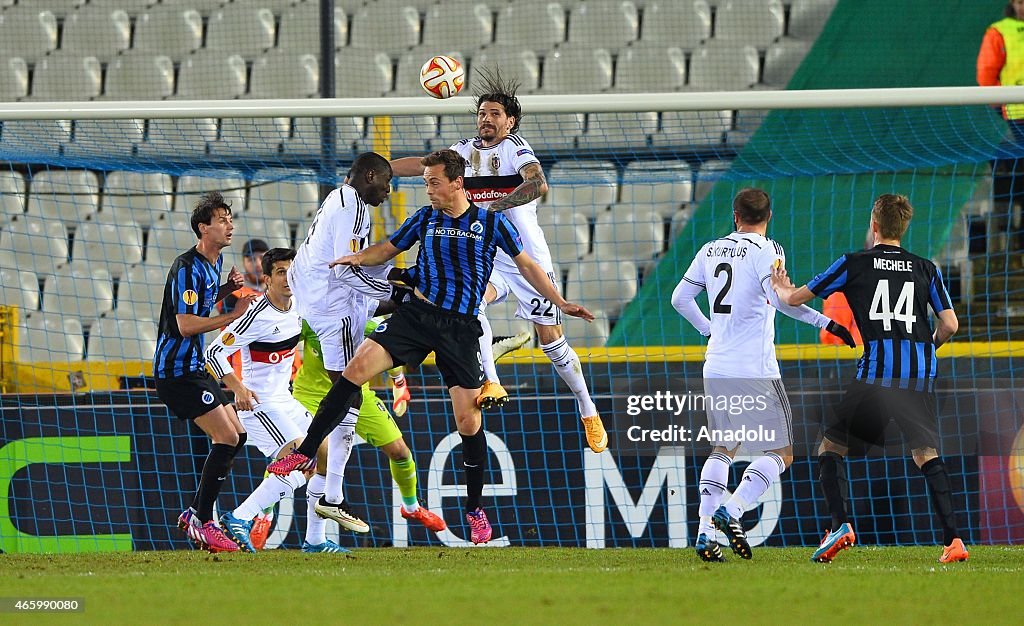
[
  {"left": 807, "top": 244, "right": 953, "bottom": 390},
  {"left": 205, "top": 295, "right": 301, "bottom": 403}
]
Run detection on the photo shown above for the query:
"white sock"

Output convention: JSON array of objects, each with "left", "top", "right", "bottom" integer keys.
[
  {"left": 478, "top": 310, "right": 500, "bottom": 384},
  {"left": 725, "top": 452, "right": 786, "bottom": 520},
  {"left": 698, "top": 452, "right": 732, "bottom": 537},
  {"left": 324, "top": 409, "right": 358, "bottom": 503},
  {"left": 305, "top": 473, "right": 327, "bottom": 545},
  {"left": 540, "top": 336, "right": 597, "bottom": 417},
  {"left": 233, "top": 471, "right": 305, "bottom": 521},
  {"left": 402, "top": 502, "right": 420, "bottom": 514}
]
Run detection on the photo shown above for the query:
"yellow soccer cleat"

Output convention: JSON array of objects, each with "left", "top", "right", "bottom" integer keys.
[
  {"left": 582, "top": 414, "right": 608, "bottom": 453},
  {"left": 476, "top": 380, "right": 509, "bottom": 410}
]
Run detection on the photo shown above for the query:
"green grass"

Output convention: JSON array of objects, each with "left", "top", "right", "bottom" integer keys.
[{"left": 1, "top": 546, "right": 1022, "bottom": 625}]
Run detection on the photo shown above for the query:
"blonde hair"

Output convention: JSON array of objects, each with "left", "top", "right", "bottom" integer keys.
[{"left": 871, "top": 194, "right": 913, "bottom": 240}]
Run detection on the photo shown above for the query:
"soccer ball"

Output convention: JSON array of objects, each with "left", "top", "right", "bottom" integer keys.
[{"left": 419, "top": 55, "right": 464, "bottom": 99}]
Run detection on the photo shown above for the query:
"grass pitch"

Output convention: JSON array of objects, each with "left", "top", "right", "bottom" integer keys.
[{"left": 1, "top": 546, "right": 1021, "bottom": 625}]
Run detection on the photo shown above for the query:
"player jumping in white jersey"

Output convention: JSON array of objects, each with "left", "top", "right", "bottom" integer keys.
[
  {"left": 672, "top": 188, "right": 855, "bottom": 562},
  {"left": 391, "top": 70, "right": 608, "bottom": 454}
]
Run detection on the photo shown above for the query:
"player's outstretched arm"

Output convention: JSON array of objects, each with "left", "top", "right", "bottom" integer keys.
[
  {"left": 933, "top": 309, "right": 959, "bottom": 348},
  {"left": 489, "top": 163, "right": 548, "bottom": 212},
  {"left": 770, "top": 265, "right": 815, "bottom": 306},
  {"left": 177, "top": 293, "right": 258, "bottom": 337},
  {"left": 512, "top": 251, "right": 594, "bottom": 321},
  {"left": 330, "top": 241, "right": 402, "bottom": 269},
  {"left": 390, "top": 156, "right": 425, "bottom": 177}
]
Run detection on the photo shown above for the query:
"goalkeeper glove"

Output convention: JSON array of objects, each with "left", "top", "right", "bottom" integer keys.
[
  {"left": 387, "top": 266, "right": 417, "bottom": 287},
  {"left": 825, "top": 320, "right": 857, "bottom": 348},
  {"left": 390, "top": 284, "right": 415, "bottom": 305}
]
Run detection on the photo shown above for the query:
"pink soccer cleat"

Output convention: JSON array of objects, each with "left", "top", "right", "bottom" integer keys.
[
  {"left": 198, "top": 521, "right": 240, "bottom": 553},
  {"left": 466, "top": 508, "right": 493, "bottom": 545},
  {"left": 177, "top": 508, "right": 205, "bottom": 548},
  {"left": 267, "top": 452, "right": 316, "bottom": 475}
]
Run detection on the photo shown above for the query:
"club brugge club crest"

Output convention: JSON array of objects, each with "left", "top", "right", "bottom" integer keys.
[
  {"left": 201, "top": 390, "right": 215, "bottom": 405},
  {"left": 470, "top": 221, "right": 484, "bottom": 234},
  {"left": 375, "top": 322, "right": 388, "bottom": 333}
]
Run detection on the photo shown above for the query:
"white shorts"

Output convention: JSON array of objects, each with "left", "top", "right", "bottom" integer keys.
[
  {"left": 701, "top": 378, "right": 792, "bottom": 453},
  {"left": 302, "top": 311, "right": 366, "bottom": 372},
  {"left": 238, "top": 397, "right": 314, "bottom": 458},
  {"left": 489, "top": 224, "right": 560, "bottom": 325}
]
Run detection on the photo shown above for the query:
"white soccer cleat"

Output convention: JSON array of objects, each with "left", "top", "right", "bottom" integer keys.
[{"left": 314, "top": 496, "right": 370, "bottom": 533}]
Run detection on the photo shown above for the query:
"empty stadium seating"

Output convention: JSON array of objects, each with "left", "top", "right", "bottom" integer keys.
[
  {"left": 61, "top": 5, "right": 131, "bottom": 61},
  {"left": 0, "top": 215, "right": 68, "bottom": 277},
  {"left": 72, "top": 221, "right": 144, "bottom": 280},
  {"left": 27, "top": 170, "right": 100, "bottom": 228},
  {"left": 15, "top": 312, "right": 84, "bottom": 361},
  {"left": 0, "top": 266, "right": 39, "bottom": 312},
  {"left": 119, "top": 263, "right": 168, "bottom": 321},
  {"left": 42, "top": 261, "right": 114, "bottom": 327},
  {"left": 100, "top": 171, "right": 175, "bottom": 229},
  {"left": 0, "top": 170, "right": 25, "bottom": 225},
  {"left": 247, "top": 168, "right": 320, "bottom": 226},
  {"left": 87, "top": 316, "right": 159, "bottom": 362},
  {"left": 0, "top": 8, "right": 58, "bottom": 64}
]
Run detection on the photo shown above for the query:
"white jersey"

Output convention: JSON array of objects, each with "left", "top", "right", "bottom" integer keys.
[
  {"left": 290, "top": 184, "right": 392, "bottom": 320},
  {"left": 676, "top": 232, "right": 828, "bottom": 378},
  {"left": 206, "top": 295, "right": 301, "bottom": 402},
  {"left": 450, "top": 135, "right": 551, "bottom": 269}
]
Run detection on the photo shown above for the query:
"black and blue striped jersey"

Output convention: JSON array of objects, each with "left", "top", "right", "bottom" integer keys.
[
  {"left": 807, "top": 244, "right": 953, "bottom": 391},
  {"left": 153, "top": 247, "right": 223, "bottom": 378},
  {"left": 390, "top": 203, "right": 523, "bottom": 315}
]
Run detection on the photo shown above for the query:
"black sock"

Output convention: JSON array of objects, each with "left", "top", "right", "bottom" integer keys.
[
  {"left": 818, "top": 452, "right": 849, "bottom": 530},
  {"left": 920, "top": 457, "right": 960, "bottom": 546},
  {"left": 233, "top": 432, "right": 247, "bottom": 456},
  {"left": 194, "top": 443, "right": 237, "bottom": 522},
  {"left": 461, "top": 429, "right": 487, "bottom": 513},
  {"left": 296, "top": 376, "right": 361, "bottom": 458}
]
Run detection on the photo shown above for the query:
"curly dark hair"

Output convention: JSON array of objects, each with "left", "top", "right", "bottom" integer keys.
[
  {"left": 473, "top": 67, "right": 523, "bottom": 134},
  {"left": 190, "top": 191, "right": 232, "bottom": 238}
]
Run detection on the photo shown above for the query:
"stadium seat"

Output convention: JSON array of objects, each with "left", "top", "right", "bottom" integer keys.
[
  {"left": 725, "top": 108, "right": 771, "bottom": 149},
  {"left": 714, "top": 0, "right": 784, "bottom": 49},
  {"left": 359, "top": 116, "right": 439, "bottom": 154},
  {"left": 565, "top": 258, "right": 637, "bottom": 316},
  {"left": 0, "top": 120, "right": 72, "bottom": 155},
  {"left": 763, "top": 39, "right": 812, "bottom": 88},
  {"left": 159, "top": 0, "right": 226, "bottom": 13},
  {"left": 28, "top": 170, "right": 100, "bottom": 228},
  {"left": 285, "top": 116, "right": 365, "bottom": 156},
  {"left": 545, "top": 161, "right": 618, "bottom": 218},
  {"left": 0, "top": 267, "right": 39, "bottom": 312},
  {"left": 0, "top": 8, "right": 58, "bottom": 64},
  {"left": 577, "top": 112, "right": 658, "bottom": 150},
  {"left": 175, "top": 169, "right": 246, "bottom": 216},
  {"left": 350, "top": 3, "right": 421, "bottom": 54},
  {"left": 61, "top": 6, "right": 131, "bottom": 62},
  {"left": 539, "top": 45, "right": 613, "bottom": 94},
  {"left": 567, "top": 0, "right": 639, "bottom": 52},
  {"left": 430, "top": 105, "right": 481, "bottom": 151},
  {"left": 541, "top": 210, "right": 591, "bottom": 265},
  {"left": 652, "top": 110, "right": 733, "bottom": 149},
  {"left": 232, "top": 216, "right": 292, "bottom": 250},
  {"left": 612, "top": 44, "right": 686, "bottom": 92},
  {"left": 619, "top": 160, "right": 694, "bottom": 217},
  {"left": 41, "top": 0, "right": 87, "bottom": 15},
  {"left": 87, "top": 316, "right": 159, "bottom": 362},
  {"left": 88, "top": 0, "right": 155, "bottom": 16},
  {"left": 27, "top": 54, "right": 102, "bottom": 101},
  {"left": 394, "top": 50, "right": 468, "bottom": 96},
  {"left": 693, "top": 158, "right": 732, "bottom": 203},
  {"left": 495, "top": 1, "right": 566, "bottom": 53},
  {"left": 469, "top": 45, "right": 541, "bottom": 93},
  {"left": 0, "top": 170, "right": 26, "bottom": 226},
  {"left": 277, "top": 3, "right": 347, "bottom": 54},
  {"left": 133, "top": 6, "right": 203, "bottom": 60},
  {"left": 65, "top": 119, "right": 146, "bottom": 159},
  {"left": 669, "top": 206, "right": 694, "bottom": 239},
  {"left": 250, "top": 51, "right": 319, "bottom": 98},
  {"left": 0, "top": 57, "right": 28, "bottom": 101},
  {"left": 100, "top": 171, "right": 174, "bottom": 229},
  {"left": 72, "top": 221, "right": 144, "bottom": 280},
  {"left": 42, "top": 263, "right": 114, "bottom": 326},
  {"left": 176, "top": 51, "right": 247, "bottom": 99},
  {"left": 523, "top": 112, "right": 585, "bottom": 153},
  {"left": 0, "top": 216, "right": 69, "bottom": 278},
  {"left": 104, "top": 53, "right": 175, "bottom": 100},
  {"left": 592, "top": 209, "right": 664, "bottom": 261},
  {"left": 560, "top": 308, "right": 610, "bottom": 347},
  {"left": 212, "top": 118, "right": 290, "bottom": 157},
  {"left": 247, "top": 168, "right": 320, "bottom": 226},
  {"left": 640, "top": 0, "right": 710, "bottom": 49},
  {"left": 484, "top": 299, "right": 533, "bottom": 339},
  {"left": 422, "top": 2, "right": 494, "bottom": 51},
  {"left": 119, "top": 263, "right": 168, "bottom": 321},
  {"left": 206, "top": 5, "right": 276, "bottom": 59},
  {"left": 334, "top": 49, "right": 394, "bottom": 98},
  {"left": 688, "top": 42, "right": 760, "bottom": 90},
  {"left": 789, "top": 0, "right": 838, "bottom": 40},
  {"left": 15, "top": 313, "right": 84, "bottom": 361},
  {"left": 147, "top": 213, "right": 197, "bottom": 266},
  {"left": 138, "top": 118, "right": 218, "bottom": 157}
]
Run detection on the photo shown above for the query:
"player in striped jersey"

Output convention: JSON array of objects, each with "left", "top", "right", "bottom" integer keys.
[
  {"left": 390, "top": 70, "right": 608, "bottom": 454},
  {"left": 270, "top": 150, "right": 594, "bottom": 544},
  {"left": 153, "top": 192, "right": 254, "bottom": 553},
  {"left": 772, "top": 193, "right": 968, "bottom": 563},
  {"left": 673, "top": 188, "right": 856, "bottom": 562}
]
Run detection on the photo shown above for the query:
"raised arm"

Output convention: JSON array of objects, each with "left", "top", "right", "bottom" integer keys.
[
  {"left": 489, "top": 162, "right": 549, "bottom": 212},
  {"left": 390, "top": 156, "right": 425, "bottom": 178},
  {"left": 330, "top": 240, "right": 403, "bottom": 269}
]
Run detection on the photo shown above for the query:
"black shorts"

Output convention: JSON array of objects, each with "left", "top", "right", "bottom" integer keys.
[
  {"left": 155, "top": 370, "right": 231, "bottom": 421},
  {"left": 369, "top": 299, "right": 485, "bottom": 390},
  {"left": 824, "top": 379, "right": 939, "bottom": 451}
]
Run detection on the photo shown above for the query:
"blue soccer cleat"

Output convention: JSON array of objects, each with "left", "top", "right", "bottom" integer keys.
[
  {"left": 712, "top": 505, "right": 752, "bottom": 559},
  {"left": 220, "top": 511, "right": 256, "bottom": 553},
  {"left": 695, "top": 532, "right": 725, "bottom": 563},
  {"left": 301, "top": 540, "right": 351, "bottom": 554},
  {"left": 810, "top": 523, "right": 856, "bottom": 563}
]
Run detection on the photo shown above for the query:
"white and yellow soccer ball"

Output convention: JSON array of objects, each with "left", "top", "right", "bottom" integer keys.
[{"left": 419, "top": 55, "right": 465, "bottom": 99}]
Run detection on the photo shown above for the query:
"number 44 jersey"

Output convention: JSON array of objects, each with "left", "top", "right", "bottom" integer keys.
[{"left": 807, "top": 244, "right": 953, "bottom": 390}]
